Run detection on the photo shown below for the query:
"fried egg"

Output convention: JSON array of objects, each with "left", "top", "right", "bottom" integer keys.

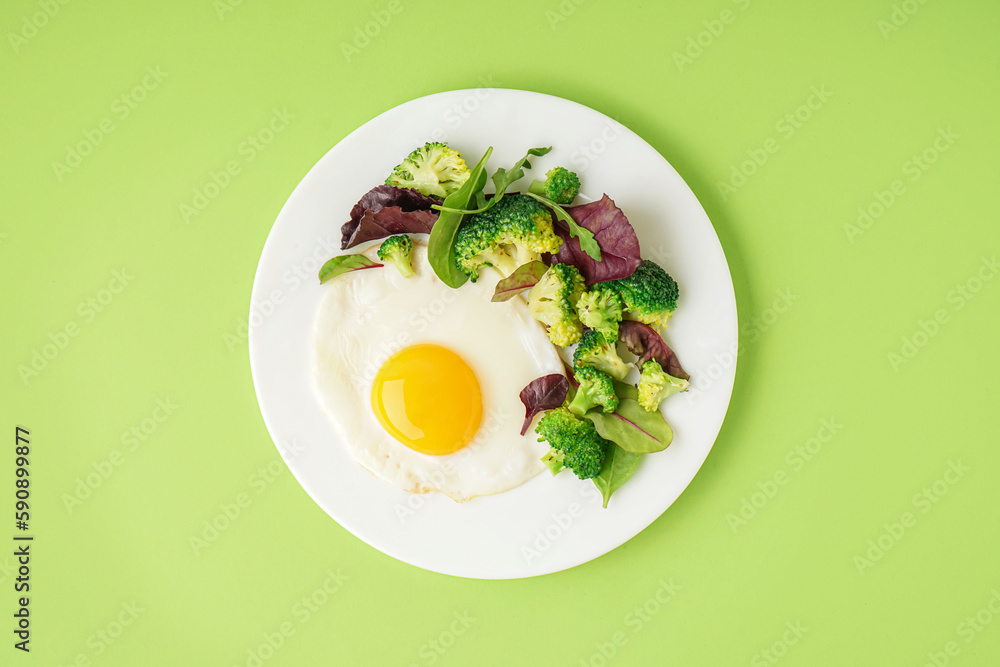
[{"left": 312, "top": 243, "right": 563, "bottom": 501}]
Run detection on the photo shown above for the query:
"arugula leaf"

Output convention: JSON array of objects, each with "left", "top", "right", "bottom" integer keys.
[
  {"left": 431, "top": 146, "right": 551, "bottom": 216},
  {"left": 524, "top": 191, "right": 601, "bottom": 261},
  {"left": 318, "top": 255, "right": 382, "bottom": 284},
  {"left": 584, "top": 382, "right": 673, "bottom": 454},
  {"left": 491, "top": 261, "right": 549, "bottom": 302},
  {"left": 488, "top": 146, "right": 550, "bottom": 210},
  {"left": 427, "top": 147, "right": 492, "bottom": 288},
  {"left": 593, "top": 442, "right": 641, "bottom": 508},
  {"left": 472, "top": 189, "right": 487, "bottom": 211}
]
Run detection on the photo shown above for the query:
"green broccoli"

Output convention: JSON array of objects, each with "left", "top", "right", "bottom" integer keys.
[
  {"left": 593, "top": 260, "right": 679, "bottom": 329},
  {"left": 575, "top": 289, "right": 623, "bottom": 343},
  {"left": 528, "top": 166, "right": 581, "bottom": 205},
  {"left": 453, "top": 194, "right": 562, "bottom": 281},
  {"left": 385, "top": 142, "right": 470, "bottom": 199},
  {"left": 376, "top": 235, "right": 414, "bottom": 278},
  {"left": 526, "top": 263, "right": 586, "bottom": 346},
  {"left": 573, "top": 328, "right": 630, "bottom": 381},
  {"left": 637, "top": 360, "right": 690, "bottom": 412},
  {"left": 535, "top": 407, "right": 610, "bottom": 480},
  {"left": 567, "top": 365, "right": 619, "bottom": 416}
]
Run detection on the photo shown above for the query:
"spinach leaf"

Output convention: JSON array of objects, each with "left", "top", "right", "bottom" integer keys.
[
  {"left": 432, "top": 146, "right": 551, "bottom": 216},
  {"left": 584, "top": 382, "right": 673, "bottom": 454},
  {"left": 593, "top": 442, "right": 641, "bottom": 508},
  {"left": 427, "top": 147, "right": 492, "bottom": 288},
  {"left": 491, "top": 261, "right": 549, "bottom": 302},
  {"left": 317, "top": 254, "right": 382, "bottom": 284}
]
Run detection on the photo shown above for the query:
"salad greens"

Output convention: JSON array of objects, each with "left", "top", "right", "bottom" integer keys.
[
  {"left": 340, "top": 184, "right": 438, "bottom": 250},
  {"left": 318, "top": 139, "right": 691, "bottom": 508},
  {"left": 518, "top": 374, "right": 569, "bottom": 436},
  {"left": 426, "top": 148, "right": 493, "bottom": 289},
  {"left": 593, "top": 443, "right": 642, "bottom": 509},
  {"left": 432, "top": 146, "right": 551, "bottom": 216},
  {"left": 524, "top": 191, "right": 601, "bottom": 261},
  {"left": 550, "top": 194, "right": 641, "bottom": 285},
  {"left": 492, "top": 261, "right": 549, "bottom": 302},
  {"left": 619, "top": 320, "right": 688, "bottom": 379},
  {"left": 430, "top": 146, "right": 600, "bottom": 264},
  {"left": 318, "top": 254, "right": 382, "bottom": 284},
  {"left": 584, "top": 382, "right": 673, "bottom": 454}
]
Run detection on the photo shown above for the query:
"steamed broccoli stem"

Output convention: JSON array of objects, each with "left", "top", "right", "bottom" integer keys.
[
  {"left": 567, "top": 365, "right": 619, "bottom": 415},
  {"left": 594, "top": 260, "right": 679, "bottom": 328},
  {"left": 508, "top": 244, "right": 542, "bottom": 268},
  {"left": 576, "top": 289, "right": 623, "bottom": 343},
  {"left": 454, "top": 194, "right": 562, "bottom": 282},
  {"left": 573, "top": 329, "right": 630, "bottom": 381},
  {"left": 541, "top": 449, "right": 566, "bottom": 475},
  {"left": 476, "top": 247, "right": 518, "bottom": 278},
  {"left": 637, "top": 360, "right": 690, "bottom": 412},
  {"left": 527, "top": 263, "right": 586, "bottom": 347},
  {"left": 385, "top": 142, "right": 470, "bottom": 198},
  {"left": 535, "top": 407, "right": 609, "bottom": 480},
  {"left": 528, "top": 166, "right": 581, "bottom": 205},
  {"left": 376, "top": 235, "right": 415, "bottom": 278}
]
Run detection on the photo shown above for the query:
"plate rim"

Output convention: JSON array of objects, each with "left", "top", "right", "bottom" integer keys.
[{"left": 248, "top": 87, "right": 739, "bottom": 579}]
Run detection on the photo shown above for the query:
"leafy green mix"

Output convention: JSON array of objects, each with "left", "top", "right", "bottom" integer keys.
[{"left": 318, "top": 140, "right": 691, "bottom": 507}]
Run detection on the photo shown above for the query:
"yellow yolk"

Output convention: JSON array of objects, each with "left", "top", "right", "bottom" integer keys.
[{"left": 371, "top": 344, "right": 483, "bottom": 456}]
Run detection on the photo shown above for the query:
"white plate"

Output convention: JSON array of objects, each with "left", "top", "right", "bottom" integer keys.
[{"left": 248, "top": 89, "right": 738, "bottom": 579}]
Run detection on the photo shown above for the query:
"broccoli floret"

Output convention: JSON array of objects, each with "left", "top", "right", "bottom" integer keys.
[
  {"left": 535, "top": 407, "right": 609, "bottom": 480},
  {"left": 376, "top": 235, "right": 414, "bottom": 278},
  {"left": 593, "top": 260, "right": 679, "bottom": 328},
  {"left": 385, "top": 142, "right": 470, "bottom": 199},
  {"left": 453, "top": 194, "right": 562, "bottom": 281},
  {"left": 528, "top": 166, "right": 581, "bottom": 205},
  {"left": 573, "top": 329, "right": 630, "bottom": 381},
  {"left": 575, "top": 289, "right": 623, "bottom": 343},
  {"left": 637, "top": 360, "right": 690, "bottom": 412},
  {"left": 567, "top": 365, "right": 619, "bottom": 416},
  {"left": 526, "top": 263, "right": 585, "bottom": 346}
]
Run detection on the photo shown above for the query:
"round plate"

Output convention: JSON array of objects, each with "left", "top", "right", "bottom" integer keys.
[{"left": 248, "top": 89, "right": 738, "bottom": 579}]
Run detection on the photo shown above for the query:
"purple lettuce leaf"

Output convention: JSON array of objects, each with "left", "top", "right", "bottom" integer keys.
[
  {"left": 518, "top": 374, "right": 569, "bottom": 436},
  {"left": 491, "top": 261, "right": 549, "bottom": 302},
  {"left": 340, "top": 185, "right": 439, "bottom": 249},
  {"left": 551, "top": 194, "right": 642, "bottom": 285},
  {"left": 618, "top": 320, "right": 689, "bottom": 380}
]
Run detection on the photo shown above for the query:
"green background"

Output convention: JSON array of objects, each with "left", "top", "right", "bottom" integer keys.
[{"left": 2, "top": 0, "right": 998, "bottom": 665}]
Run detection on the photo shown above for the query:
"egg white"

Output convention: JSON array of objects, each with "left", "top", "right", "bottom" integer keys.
[{"left": 312, "top": 243, "right": 564, "bottom": 501}]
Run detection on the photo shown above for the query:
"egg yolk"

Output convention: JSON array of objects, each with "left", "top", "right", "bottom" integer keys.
[{"left": 371, "top": 344, "right": 483, "bottom": 456}]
